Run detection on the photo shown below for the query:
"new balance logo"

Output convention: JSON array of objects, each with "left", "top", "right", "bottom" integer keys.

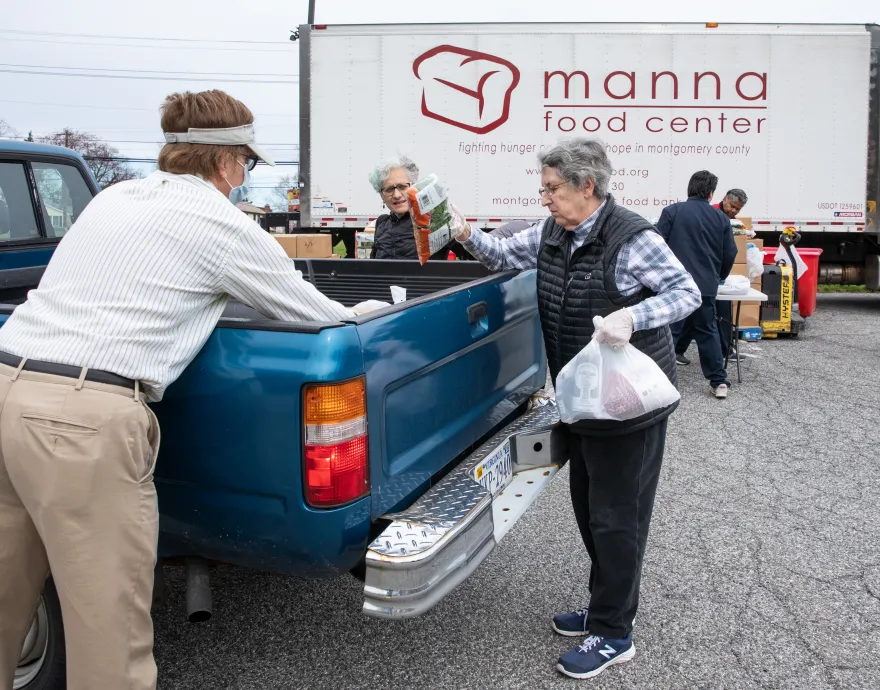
[{"left": 598, "top": 644, "right": 617, "bottom": 660}]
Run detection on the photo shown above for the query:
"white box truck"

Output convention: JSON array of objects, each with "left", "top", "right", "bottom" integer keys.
[{"left": 297, "top": 22, "right": 880, "bottom": 288}]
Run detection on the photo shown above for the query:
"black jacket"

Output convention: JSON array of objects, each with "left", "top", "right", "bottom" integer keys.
[
  {"left": 657, "top": 196, "right": 737, "bottom": 296},
  {"left": 370, "top": 212, "right": 453, "bottom": 261},
  {"left": 537, "top": 196, "right": 678, "bottom": 436}
]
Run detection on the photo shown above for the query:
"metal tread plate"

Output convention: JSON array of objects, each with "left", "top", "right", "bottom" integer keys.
[{"left": 368, "top": 401, "right": 560, "bottom": 558}]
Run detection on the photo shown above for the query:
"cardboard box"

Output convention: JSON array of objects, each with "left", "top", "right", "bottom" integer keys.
[
  {"left": 273, "top": 233, "right": 333, "bottom": 259},
  {"left": 729, "top": 264, "right": 749, "bottom": 279},
  {"left": 297, "top": 234, "right": 332, "bottom": 258},
  {"left": 736, "top": 216, "right": 752, "bottom": 230},
  {"left": 274, "top": 235, "right": 299, "bottom": 258},
  {"left": 734, "top": 236, "right": 763, "bottom": 264},
  {"left": 737, "top": 303, "right": 761, "bottom": 328}
]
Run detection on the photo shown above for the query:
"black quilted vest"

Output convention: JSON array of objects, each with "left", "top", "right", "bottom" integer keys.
[
  {"left": 537, "top": 195, "right": 679, "bottom": 436},
  {"left": 372, "top": 213, "right": 420, "bottom": 260},
  {"left": 371, "top": 213, "right": 451, "bottom": 261}
]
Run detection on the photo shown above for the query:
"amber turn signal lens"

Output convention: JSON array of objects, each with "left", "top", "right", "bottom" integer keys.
[{"left": 303, "top": 377, "right": 366, "bottom": 425}]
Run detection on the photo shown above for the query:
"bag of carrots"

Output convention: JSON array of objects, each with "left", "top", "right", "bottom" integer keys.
[{"left": 407, "top": 174, "right": 452, "bottom": 265}]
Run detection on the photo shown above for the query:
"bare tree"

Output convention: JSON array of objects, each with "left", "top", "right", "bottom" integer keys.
[
  {"left": 38, "top": 129, "right": 140, "bottom": 189},
  {"left": 269, "top": 174, "right": 298, "bottom": 211},
  {"left": 0, "top": 119, "right": 18, "bottom": 139}
]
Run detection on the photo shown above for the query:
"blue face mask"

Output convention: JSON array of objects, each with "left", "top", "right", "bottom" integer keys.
[{"left": 225, "top": 161, "right": 250, "bottom": 205}]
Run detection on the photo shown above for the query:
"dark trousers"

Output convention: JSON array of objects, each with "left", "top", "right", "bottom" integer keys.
[
  {"left": 716, "top": 301, "right": 732, "bottom": 358},
  {"left": 674, "top": 299, "right": 733, "bottom": 360},
  {"left": 567, "top": 420, "right": 667, "bottom": 639},
  {"left": 671, "top": 296, "right": 729, "bottom": 387}
]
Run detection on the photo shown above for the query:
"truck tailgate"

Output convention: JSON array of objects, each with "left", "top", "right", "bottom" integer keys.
[{"left": 354, "top": 269, "right": 545, "bottom": 517}]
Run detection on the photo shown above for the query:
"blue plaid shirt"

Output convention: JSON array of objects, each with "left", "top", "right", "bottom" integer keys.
[{"left": 461, "top": 201, "right": 701, "bottom": 332}]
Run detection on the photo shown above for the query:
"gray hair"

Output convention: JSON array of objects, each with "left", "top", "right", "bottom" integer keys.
[
  {"left": 368, "top": 155, "right": 420, "bottom": 193},
  {"left": 725, "top": 188, "right": 748, "bottom": 205},
  {"left": 537, "top": 138, "right": 612, "bottom": 199}
]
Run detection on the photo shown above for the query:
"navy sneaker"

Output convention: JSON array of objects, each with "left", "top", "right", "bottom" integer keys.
[
  {"left": 556, "top": 634, "right": 636, "bottom": 679},
  {"left": 551, "top": 608, "right": 589, "bottom": 637}
]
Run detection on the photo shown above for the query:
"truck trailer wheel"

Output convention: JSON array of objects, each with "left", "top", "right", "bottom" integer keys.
[{"left": 14, "top": 578, "right": 65, "bottom": 690}]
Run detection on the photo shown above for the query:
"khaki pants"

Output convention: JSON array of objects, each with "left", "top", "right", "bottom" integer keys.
[{"left": 0, "top": 362, "right": 160, "bottom": 690}]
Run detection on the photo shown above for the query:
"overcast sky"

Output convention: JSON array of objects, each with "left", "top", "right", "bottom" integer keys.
[{"left": 2, "top": 0, "right": 878, "bottom": 206}]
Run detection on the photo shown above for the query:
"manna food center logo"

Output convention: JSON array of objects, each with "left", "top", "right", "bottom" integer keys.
[{"left": 413, "top": 45, "right": 521, "bottom": 135}]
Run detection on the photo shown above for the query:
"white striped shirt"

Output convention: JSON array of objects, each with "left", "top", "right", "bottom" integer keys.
[{"left": 0, "top": 171, "right": 353, "bottom": 401}]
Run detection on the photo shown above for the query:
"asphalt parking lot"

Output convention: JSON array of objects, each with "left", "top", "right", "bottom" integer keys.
[{"left": 153, "top": 293, "right": 880, "bottom": 690}]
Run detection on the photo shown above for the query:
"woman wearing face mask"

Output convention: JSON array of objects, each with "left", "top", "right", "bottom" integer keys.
[
  {"left": 0, "top": 90, "right": 355, "bottom": 690},
  {"left": 367, "top": 156, "right": 462, "bottom": 260}
]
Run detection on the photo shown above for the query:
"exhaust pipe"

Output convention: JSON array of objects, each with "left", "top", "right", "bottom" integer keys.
[
  {"left": 819, "top": 263, "right": 864, "bottom": 286},
  {"left": 185, "top": 557, "right": 212, "bottom": 623}
]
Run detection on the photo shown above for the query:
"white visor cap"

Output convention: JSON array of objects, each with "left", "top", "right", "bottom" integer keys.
[{"left": 163, "top": 124, "right": 275, "bottom": 166}]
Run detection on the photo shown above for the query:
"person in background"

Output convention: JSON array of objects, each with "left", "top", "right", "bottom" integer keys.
[
  {"left": 0, "top": 89, "right": 354, "bottom": 690},
  {"left": 711, "top": 188, "right": 748, "bottom": 357},
  {"left": 714, "top": 188, "right": 748, "bottom": 220},
  {"left": 658, "top": 171, "right": 737, "bottom": 399},
  {"left": 450, "top": 138, "right": 700, "bottom": 681},
  {"left": 367, "top": 156, "right": 464, "bottom": 260},
  {"left": 490, "top": 218, "right": 532, "bottom": 239}
]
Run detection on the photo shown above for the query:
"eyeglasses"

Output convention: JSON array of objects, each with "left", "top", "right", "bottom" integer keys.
[
  {"left": 538, "top": 182, "right": 566, "bottom": 198},
  {"left": 240, "top": 155, "right": 258, "bottom": 171},
  {"left": 381, "top": 183, "right": 411, "bottom": 197}
]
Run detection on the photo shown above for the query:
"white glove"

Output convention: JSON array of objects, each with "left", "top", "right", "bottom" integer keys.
[
  {"left": 593, "top": 309, "right": 634, "bottom": 347},
  {"left": 449, "top": 203, "right": 471, "bottom": 241}
]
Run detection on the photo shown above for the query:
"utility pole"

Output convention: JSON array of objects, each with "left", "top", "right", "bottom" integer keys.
[
  {"left": 64, "top": 129, "right": 70, "bottom": 148},
  {"left": 290, "top": 0, "right": 314, "bottom": 40}
]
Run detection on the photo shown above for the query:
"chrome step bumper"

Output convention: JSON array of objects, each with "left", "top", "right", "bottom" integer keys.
[{"left": 363, "top": 400, "right": 565, "bottom": 619}]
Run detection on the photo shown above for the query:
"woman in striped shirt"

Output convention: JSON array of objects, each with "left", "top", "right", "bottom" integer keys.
[{"left": 0, "top": 89, "right": 353, "bottom": 690}]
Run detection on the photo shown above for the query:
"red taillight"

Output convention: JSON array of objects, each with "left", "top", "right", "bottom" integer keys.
[
  {"left": 305, "top": 436, "right": 368, "bottom": 506},
  {"left": 303, "top": 378, "right": 369, "bottom": 508}
]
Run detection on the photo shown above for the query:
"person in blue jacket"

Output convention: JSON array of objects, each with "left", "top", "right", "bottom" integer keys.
[
  {"left": 712, "top": 189, "right": 749, "bottom": 357},
  {"left": 657, "top": 171, "right": 738, "bottom": 398}
]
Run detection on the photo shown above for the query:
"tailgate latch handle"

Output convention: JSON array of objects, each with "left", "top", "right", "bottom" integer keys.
[{"left": 467, "top": 301, "right": 489, "bottom": 324}]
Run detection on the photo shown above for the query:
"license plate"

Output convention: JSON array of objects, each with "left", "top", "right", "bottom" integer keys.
[{"left": 472, "top": 440, "right": 513, "bottom": 496}]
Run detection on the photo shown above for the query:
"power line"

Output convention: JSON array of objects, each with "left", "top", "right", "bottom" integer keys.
[
  {"left": 0, "top": 27, "right": 291, "bottom": 45},
  {"left": 70, "top": 138, "right": 299, "bottom": 145},
  {"left": 0, "top": 68, "right": 298, "bottom": 84},
  {"left": 0, "top": 62, "right": 298, "bottom": 78},
  {"left": 0, "top": 36, "right": 294, "bottom": 53},
  {"left": 83, "top": 156, "right": 299, "bottom": 166},
  {"left": 0, "top": 98, "right": 297, "bottom": 118},
  {"left": 7, "top": 133, "right": 297, "bottom": 147}
]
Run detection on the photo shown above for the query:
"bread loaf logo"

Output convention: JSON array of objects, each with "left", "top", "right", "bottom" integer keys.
[{"left": 413, "top": 45, "right": 521, "bottom": 134}]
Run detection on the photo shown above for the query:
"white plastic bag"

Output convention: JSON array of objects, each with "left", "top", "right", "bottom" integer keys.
[
  {"left": 556, "top": 317, "right": 681, "bottom": 423},
  {"left": 774, "top": 244, "right": 808, "bottom": 279},
  {"left": 746, "top": 244, "right": 764, "bottom": 282},
  {"left": 390, "top": 285, "right": 407, "bottom": 304},
  {"left": 718, "top": 275, "right": 750, "bottom": 295}
]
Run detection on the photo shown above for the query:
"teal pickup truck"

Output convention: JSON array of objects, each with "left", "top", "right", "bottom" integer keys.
[{"left": 1, "top": 141, "right": 566, "bottom": 690}]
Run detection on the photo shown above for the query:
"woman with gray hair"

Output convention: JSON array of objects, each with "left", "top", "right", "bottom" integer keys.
[
  {"left": 450, "top": 138, "right": 700, "bottom": 680},
  {"left": 367, "top": 156, "right": 457, "bottom": 260}
]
